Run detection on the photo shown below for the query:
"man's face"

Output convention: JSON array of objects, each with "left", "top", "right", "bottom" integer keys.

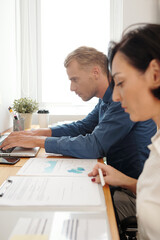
[{"left": 66, "top": 60, "right": 98, "bottom": 101}]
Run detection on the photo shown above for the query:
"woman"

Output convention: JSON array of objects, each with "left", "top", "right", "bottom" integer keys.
[{"left": 89, "top": 23, "right": 160, "bottom": 239}]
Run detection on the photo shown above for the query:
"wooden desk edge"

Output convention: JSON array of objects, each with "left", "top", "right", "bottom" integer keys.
[{"left": 98, "top": 159, "right": 120, "bottom": 240}]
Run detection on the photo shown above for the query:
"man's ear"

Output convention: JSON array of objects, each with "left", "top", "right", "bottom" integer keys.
[
  {"left": 149, "top": 59, "right": 160, "bottom": 88},
  {"left": 92, "top": 66, "right": 100, "bottom": 79}
]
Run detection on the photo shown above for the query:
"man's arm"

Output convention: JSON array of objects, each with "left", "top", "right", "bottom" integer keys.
[
  {"left": 0, "top": 104, "right": 99, "bottom": 151},
  {"left": 88, "top": 163, "right": 137, "bottom": 194},
  {"left": 50, "top": 103, "right": 100, "bottom": 137},
  {"left": 7, "top": 128, "right": 52, "bottom": 137},
  {"left": 45, "top": 101, "right": 135, "bottom": 158},
  {"left": 0, "top": 129, "right": 51, "bottom": 150}
]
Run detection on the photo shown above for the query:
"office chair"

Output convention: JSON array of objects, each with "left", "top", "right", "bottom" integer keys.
[
  {"left": 110, "top": 187, "right": 138, "bottom": 240},
  {"left": 120, "top": 216, "right": 137, "bottom": 240}
]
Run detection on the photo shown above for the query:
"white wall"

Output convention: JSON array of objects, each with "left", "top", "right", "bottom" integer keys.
[
  {"left": 123, "top": 0, "right": 160, "bottom": 30},
  {"left": 110, "top": 0, "right": 160, "bottom": 41},
  {"left": 0, "top": 0, "right": 20, "bottom": 133}
]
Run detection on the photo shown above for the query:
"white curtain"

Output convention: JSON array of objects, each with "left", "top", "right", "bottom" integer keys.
[
  {"left": 110, "top": 0, "right": 123, "bottom": 42},
  {"left": 17, "top": 0, "right": 40, "bottom": 100}
]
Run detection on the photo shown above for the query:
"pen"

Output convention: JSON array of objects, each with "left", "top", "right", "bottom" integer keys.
[
  {"left": 98, "top": 168, "right": 105, "bottom": 187},
  {"left": 8, "top": 107, "right": 18, "bottom": 120}
]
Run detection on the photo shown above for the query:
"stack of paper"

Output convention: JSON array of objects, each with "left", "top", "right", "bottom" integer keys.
[
  {"left": 0, "top": 158, "right": 103, "bottom": 207},
  {"left": 0, "top": 158, "right": 111, "bottom": 240}
]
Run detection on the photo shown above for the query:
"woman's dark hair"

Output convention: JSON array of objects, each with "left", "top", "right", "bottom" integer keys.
[{"left": 108, "top": 23, "right": 160, "bottom": 99}]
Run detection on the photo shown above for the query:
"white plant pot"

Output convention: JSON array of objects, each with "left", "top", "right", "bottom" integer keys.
[
  {"left": 19, "top": 113, "right": 32, "bottom": 130},
  {"left": 38, "top": 113, "right": 49, "bottom": 128}
]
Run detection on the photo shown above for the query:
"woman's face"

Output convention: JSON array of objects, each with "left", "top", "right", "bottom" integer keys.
[{"left": 112, "top": 52, "right": 159, "bottom": 122}]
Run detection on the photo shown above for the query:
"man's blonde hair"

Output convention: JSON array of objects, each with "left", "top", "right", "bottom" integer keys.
[{"left": 64, "top": 46, "right": 108, "bottom": 75}]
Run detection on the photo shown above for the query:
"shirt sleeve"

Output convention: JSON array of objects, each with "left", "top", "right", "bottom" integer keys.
[
  {"left": 45, "top": 101, "right": 135, "bottom": 158},
  {"left": 49, "top": 103, "right": 100, "bottom": 137}
]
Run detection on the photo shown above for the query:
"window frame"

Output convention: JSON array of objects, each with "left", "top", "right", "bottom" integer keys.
[{"left": 17, "top": 0, "right": 123, "bottom": 113}]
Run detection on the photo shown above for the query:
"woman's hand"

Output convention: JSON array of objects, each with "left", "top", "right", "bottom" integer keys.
[{"left": 88, "top": 162, "right": 137, "bottom": 194}]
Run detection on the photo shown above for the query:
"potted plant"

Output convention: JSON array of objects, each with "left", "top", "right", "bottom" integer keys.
[{"left": 13, "top": 97, "right": 39, "bottom": 129}]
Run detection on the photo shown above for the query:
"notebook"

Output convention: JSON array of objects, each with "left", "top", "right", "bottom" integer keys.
[{"left": 0, "top": 134, "right": 40, "bottom": 157}]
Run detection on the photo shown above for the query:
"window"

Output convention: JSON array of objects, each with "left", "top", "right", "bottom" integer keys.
[{"left": 40, "top": 0, "right": 110, "bottom": 110}]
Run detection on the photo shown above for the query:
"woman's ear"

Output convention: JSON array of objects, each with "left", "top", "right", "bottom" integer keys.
[{"left": 149, "top": 59, "right": 160, "bottom": 88}]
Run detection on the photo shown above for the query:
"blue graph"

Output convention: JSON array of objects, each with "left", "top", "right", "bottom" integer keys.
[
  {"left": 68, "top": 167, "right": 85, "bottom": 174},
  {"left": 44, "top": 161, "right": 57, "bottom": 173}
]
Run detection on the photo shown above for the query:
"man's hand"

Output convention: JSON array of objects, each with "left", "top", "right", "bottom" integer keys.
[
  {"left": 0, "top": 133, "right": 46, "bottom": 150},
  {"left": 88, "top": 162, "right": 137, "bottom": 194}
]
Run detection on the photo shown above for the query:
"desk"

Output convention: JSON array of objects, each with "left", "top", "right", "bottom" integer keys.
[
  {"left": 0, "top": 148, "right": 119, "bottom": 240},
  {"left": 0, "top": 126, "right": 120, "bottom": 240}
]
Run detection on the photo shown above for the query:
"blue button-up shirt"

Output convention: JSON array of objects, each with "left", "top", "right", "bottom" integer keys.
[{"left": 45, "top": 87, "right": 156, "bottom": 179}]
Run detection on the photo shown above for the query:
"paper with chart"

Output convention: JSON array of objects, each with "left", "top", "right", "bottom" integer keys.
[
  {"left": 0, "top": 176, "right": 101, "bottom": 206},
  {"left": 17, "top": 158, "right": 97, "bottom": 176}
]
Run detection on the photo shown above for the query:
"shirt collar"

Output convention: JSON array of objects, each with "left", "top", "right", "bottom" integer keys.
[
  {"left": 102, "top": 87, "right": 113, "bottom": 104},
  {"left": 148, "top": 129, "right": 160, "bottom": 155}
]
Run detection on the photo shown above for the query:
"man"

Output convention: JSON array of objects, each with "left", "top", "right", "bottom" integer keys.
[
  {"left": 0, "top": 46, "right": 156, "bottom": 178},
  {"left": 0, "top": 46, "right": 156, "bottom": 221}
]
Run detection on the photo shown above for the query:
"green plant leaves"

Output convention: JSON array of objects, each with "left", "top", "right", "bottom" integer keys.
[{"left": 13, "top": 97, "right": 39, "bottom": 113}]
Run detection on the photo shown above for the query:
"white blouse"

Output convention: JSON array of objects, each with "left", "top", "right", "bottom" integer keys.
[{"left": 137, "top": 130, "right": 160, "bottom": 240}]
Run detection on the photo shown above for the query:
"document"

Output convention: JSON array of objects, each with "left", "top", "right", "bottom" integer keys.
[
  {"left": 9, "top": 213, "right": 111, "bottom": 240},
  {"left": 17, "top": 158, "right": 97, "bottom": 177},
  {"left": 50, "top": 214, "right": 110, "bottom": 240},
  {"left": 0, "top": 176, "right": 101, "bottom": 206},
  {"left": 9, "top": 217, "right": 51, "bottom": 240}
]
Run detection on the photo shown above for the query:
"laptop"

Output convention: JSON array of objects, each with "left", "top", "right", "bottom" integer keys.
[{"left": 0, "top": 134, "right": 40, "bottom": 157}]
